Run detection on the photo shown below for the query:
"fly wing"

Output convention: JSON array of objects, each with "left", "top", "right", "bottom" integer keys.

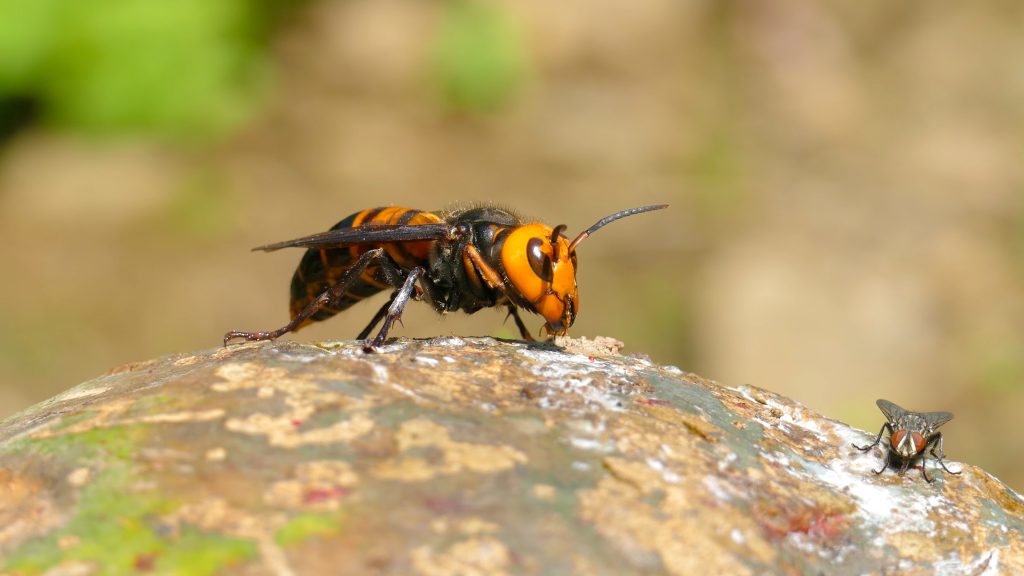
[
  {"left": 876, "top": 399, "right": 909, "bottom": 424},
  {"left": 920, "top": 410, "right": 954, "bottom": 431},
  {"left": 252, "top": 223, "right": 452, "bottom": 252}
]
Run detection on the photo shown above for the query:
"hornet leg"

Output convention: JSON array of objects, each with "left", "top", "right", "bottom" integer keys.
[
  {"left": 364, "top": 267, "right": 425, "bottom": 351},
  {"left": 462, "top": 245, "right": 538, "bottom": 341},
  {"left": 357, "top": 252, "right": 423, "bottom": 340},
  {"left": 357, "top": 298, "right": 394, "bottom": 341},
  {"left": 506, "top": 305, "right": 535, "bottom": 341},
  {"left": 225, "top": 248, "right": 395, "bottom": 346}
]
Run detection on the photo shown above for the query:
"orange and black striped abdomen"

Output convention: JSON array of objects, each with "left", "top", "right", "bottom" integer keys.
[{"left": 288, "top": 207, "right": 442, "bottom": 328}]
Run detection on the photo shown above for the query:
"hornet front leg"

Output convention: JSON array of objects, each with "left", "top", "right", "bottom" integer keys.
[{"left": 505, "top": 305, "right": 535, "bottom": 341}]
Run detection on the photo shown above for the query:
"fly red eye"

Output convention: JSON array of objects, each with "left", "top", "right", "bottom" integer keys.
[
  {"left": 911, "top": 432, "right": 926, "bottom": 454},
  {"left": 526, "top": 238, "right": 553, "bottom": 282},
  {"left": 891, "top": 430, "right": 907, "bottom": 450}
]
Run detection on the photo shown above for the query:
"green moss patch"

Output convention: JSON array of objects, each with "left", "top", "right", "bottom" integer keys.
[
  {"left": 2, "top": 424, "right": 258, "bottom": 575},
  {"left": 276, "top": 513, "right": 344, "bottom": 547}
]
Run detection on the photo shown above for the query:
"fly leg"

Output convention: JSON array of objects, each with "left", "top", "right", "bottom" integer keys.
[
  {"left": 919, "top": 451, "right": 934, "bottom": 483},
  {"left": 928, "top": 433, "right": 961, "bottom": 476},
  {"left": 897, "top": 457, "right": 911, "bottom": 477},
  {"left": 225, "top": 248, "right": 393, "bottom": 346},
  {"left": 505, "top": 305, "right": 535, "bottom": 341},
  {"left": 854, "top": 422, "right": 895, "bottom": 476},
  {"left": 935, "top": 458, "right": 960, "bottom": 475},
  {"left": 854, "top": 422, "right": 892, "bottom": 452},
  {"left": 364, "top": 267, "right": 425, "bottom": 351},
  {"left": 870, "top": 457, "right": 890, "bottom": 476}
]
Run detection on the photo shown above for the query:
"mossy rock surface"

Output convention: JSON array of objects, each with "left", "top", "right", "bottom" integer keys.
[{"left": 1, "top": 337, "right": 1022, "bottom": 575}]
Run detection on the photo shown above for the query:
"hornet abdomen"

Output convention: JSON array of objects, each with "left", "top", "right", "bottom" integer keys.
[{"left": 289, "top": 207, "right": 442, "bottom": 327}]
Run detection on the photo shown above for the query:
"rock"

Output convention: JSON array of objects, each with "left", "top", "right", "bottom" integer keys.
[{"left": 0, "top": 337, "right": 1021, "bottom": 575}]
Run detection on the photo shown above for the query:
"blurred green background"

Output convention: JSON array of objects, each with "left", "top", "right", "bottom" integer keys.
[{"left": 1, "top": 0, "right": 1022, "bottom": 489}]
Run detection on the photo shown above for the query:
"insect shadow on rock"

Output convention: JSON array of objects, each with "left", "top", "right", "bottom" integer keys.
[
  {"left": 853, "top": 398, "right": 962, "bottom": 483},
  {"left": 224, "top": 204, "right": 667, "bottom": 351}
]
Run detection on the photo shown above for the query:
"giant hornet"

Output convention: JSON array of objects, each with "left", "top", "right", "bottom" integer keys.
[
  {"left": 853, "top": 398, "right": 961, "bottom": 483},
  {"left": 224, "top": 204, "right": 667, "bottom": 349}
]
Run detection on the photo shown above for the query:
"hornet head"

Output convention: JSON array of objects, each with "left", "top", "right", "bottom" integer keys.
[{"left": 500, "top": 204, "right": 667, "bottom": 335}]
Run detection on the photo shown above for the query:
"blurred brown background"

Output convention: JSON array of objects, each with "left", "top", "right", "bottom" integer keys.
[{"left": 1, "top": 1, "right": 1022, "bottom": 488}]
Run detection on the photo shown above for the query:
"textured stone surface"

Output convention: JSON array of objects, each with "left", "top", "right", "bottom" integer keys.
[{"left": 0, "top": 337, "right": 1021, "bottom": 575}]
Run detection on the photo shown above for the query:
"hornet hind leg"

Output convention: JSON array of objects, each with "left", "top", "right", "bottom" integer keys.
[{"left": 225, "top": 248, "right": 410, "bottom": 347}]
